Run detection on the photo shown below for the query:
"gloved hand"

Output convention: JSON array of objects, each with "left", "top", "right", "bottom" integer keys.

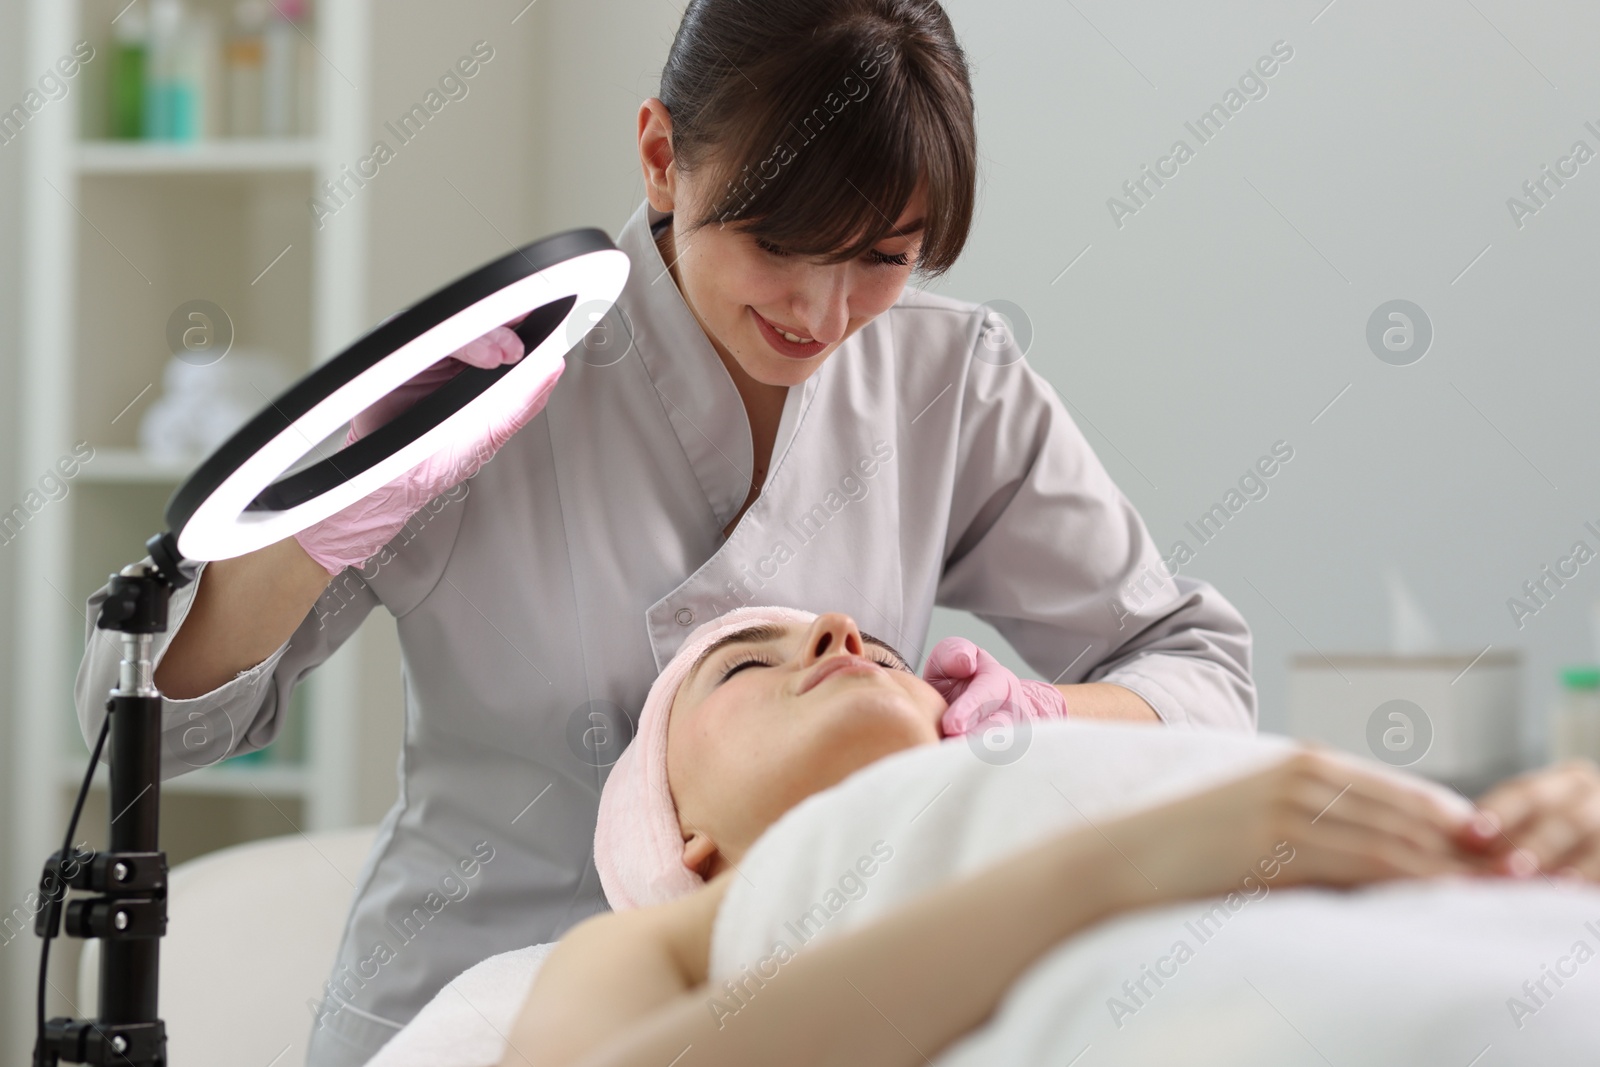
[
  {"left": 294, "top": 317, "right": 561, "bottom": 576},
  {"left": 922, "top": 636, "right": 1069, "bottom": 738}
]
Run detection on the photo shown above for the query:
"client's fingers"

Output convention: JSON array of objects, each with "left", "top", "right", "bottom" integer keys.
[
  {"left": 1466, "top": 763, "right": 1600, "bottom": 875},
  {"left": 1288, "top": 746, "right": 1474, "bottom": 838},
  {"left": 1266, "top": 748, "right": 1486, "bottom": 882},
  {"left": 1551, "top": 830, "right": 1600, "bottom": 881},
  {"left": 1115, "top": 753, "right": 1491, "bottom": 903},
  {"left": 1286, "top": 818, "right": 1486, "bottom": 884},
  {"left": 1476, "top": 767, "right": 1568, "bottom": 838},
  {"left": 1297, "top": 785, "right": 1464, "bottom": 866},
  {"left": 1508, "top": 780, "right": 1600, "bottom": 876}
]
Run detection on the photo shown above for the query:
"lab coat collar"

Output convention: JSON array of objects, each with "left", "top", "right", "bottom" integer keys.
[{"left": 613, "top": 199, "right": 817, "bottom": 534}]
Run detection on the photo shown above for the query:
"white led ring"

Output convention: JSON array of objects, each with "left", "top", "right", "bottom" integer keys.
[{"left": 168, "top": 229, "right": 630, "bottom": 561}]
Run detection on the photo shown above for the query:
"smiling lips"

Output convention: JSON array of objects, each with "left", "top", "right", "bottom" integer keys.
[
  {"left": 798, "top": 655, "right": 883, "bottom": 694},
  {"left": 752, "top": 308, "right": 827, "bottom": 359}
]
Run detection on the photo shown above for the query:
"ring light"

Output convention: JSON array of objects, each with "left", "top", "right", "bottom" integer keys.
[{"left": 166, "top": 228, "right": 630, "bottom": 562}]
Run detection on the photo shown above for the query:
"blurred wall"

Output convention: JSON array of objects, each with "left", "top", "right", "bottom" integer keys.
[
  {"left": 921, "top": 0, "right": 1600, "bottom": 748},
  {"left": 349, "top": 2, "right": 551, "bottom": 827},
  {"left": 365, "top": 1, "right": 547, "bottom": 318}
]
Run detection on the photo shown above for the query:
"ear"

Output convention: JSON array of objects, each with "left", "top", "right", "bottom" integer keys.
[
  {"left": 681, "top": 829, "right": 721, "bottom": 880},
  {"left": 638, "top": 99, "right": 677, "bottom": 213}
]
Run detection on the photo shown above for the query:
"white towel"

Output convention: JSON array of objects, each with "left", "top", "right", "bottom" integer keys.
[
  {"left": 364, "top": 942, "right": 554, "bottom": 1067},
  {"left": 710, "top": 720, "right": 1600, "bottom": 1066}
]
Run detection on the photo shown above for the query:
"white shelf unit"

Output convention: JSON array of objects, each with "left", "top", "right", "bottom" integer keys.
[
  {"left": 76, "top": 136, "right": 324, "bottom": 173},
  {"left": 63, "top": 445, "right": 197, "bottom": 483},
  {"left": 10, "top": 0, "right": 371, "bottom": 1044}
]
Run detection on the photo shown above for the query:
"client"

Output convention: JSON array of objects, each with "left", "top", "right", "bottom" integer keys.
[{"left": 489, "top": 606, "right": 1598, "bottom": 1067}]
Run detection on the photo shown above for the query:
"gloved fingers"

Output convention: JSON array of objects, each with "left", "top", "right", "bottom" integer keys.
[
  {"left": 1020, "top": 678, "right": 1070, "bottom": 720},
  {"left": 940, "top": 693, "right": 1022, "bottom": 738},
  {"left": 923, "top": 636, "right": 979, "bottom": 689},
  {"left": 487, "top": 361, "right": 568, "bottom": 450},
  {"left": 451, "top": 325, "right": 526, "bottom": 369},
  {"left": 308, "top": 345, "right": 561, "bottom": 575},
  {"left": 938, "top": 704, "right": 971, "bottom": 738}
]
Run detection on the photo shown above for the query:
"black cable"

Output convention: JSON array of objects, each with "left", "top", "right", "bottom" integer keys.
[{"left": 36, "top": 708, "right": 111, "bottom": 1067}]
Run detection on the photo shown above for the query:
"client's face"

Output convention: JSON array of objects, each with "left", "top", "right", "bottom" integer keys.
[{"left": 666, "top": 612, "right": 944, "bottom": 879}]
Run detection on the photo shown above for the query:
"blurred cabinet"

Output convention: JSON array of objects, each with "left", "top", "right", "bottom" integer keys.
[{"left": 11, "top": 0, "right": 373, "bottom": 1041}]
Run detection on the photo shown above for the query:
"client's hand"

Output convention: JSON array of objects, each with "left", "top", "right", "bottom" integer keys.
[
  {"left": 1113, "top": 746, "right": 1498, "bottom": 900},
  {"left": 295, "top": 315, "right": 563, "bottom": 576},
  {"left": 923, "top": 637, "right": 1067, "bottom": 738},
  {"left": 1457, "top": 758, "right": 1600, "bottom": 881}
]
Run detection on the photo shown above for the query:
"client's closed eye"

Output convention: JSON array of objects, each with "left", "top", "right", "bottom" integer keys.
[
  {"left": 718, "top": 650, "right": 907, "bottom": 685},
  {"left": 720, "top": 654, "right": 775, "bottom": 682}
]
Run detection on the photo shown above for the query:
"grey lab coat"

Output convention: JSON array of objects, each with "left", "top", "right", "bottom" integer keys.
[{"left": 75, "top": 199, "right": 1257, "bottom": 1065}]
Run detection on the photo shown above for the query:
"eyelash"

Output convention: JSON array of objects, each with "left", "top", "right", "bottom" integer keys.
[
  {"left": 719, "top": 651, "right": 904, "bottom": 682},
  {"left": 756, "top": 238, "right": 912, "bottom": 268}
]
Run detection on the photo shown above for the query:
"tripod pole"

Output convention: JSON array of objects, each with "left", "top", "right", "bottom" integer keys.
[
  {"left": 35, "top": 534, "right": 191, "bottom": 1066},
  {"left": 100, "top": 631, "right": 162, "bottom": 1029}
]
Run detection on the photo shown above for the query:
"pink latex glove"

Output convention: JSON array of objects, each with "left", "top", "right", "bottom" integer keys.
[
  {"left": 922, "top": 636, "right": 1069, "bottom": 738},
  {"left": 294, "top": 318, "right": 561, "bottom": 575}
]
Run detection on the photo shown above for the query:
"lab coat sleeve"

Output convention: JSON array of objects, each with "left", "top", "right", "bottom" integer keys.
[
  {"left": 74, "top": 556, "right": 378, "bottom": 778},
  {"left": 933, "top": 328, "right": 1257, "bottom": 732}
]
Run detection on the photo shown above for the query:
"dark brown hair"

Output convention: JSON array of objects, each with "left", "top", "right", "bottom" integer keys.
[{"left": 658, "top": 0, "right": 976, "bottom": 277}]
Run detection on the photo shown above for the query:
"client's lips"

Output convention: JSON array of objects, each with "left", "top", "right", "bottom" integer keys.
[{"left": 798, "top": 655, "right": 882, "bottom": 695}]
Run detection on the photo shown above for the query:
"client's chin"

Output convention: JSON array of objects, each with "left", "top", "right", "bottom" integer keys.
[{"left": 812, "top": 681, "right": 943, "bottom": 764}]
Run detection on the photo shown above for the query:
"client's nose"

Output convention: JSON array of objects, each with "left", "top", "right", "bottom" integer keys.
[{"left": 800, "top": 612, "right": 867, "bottom": 665}]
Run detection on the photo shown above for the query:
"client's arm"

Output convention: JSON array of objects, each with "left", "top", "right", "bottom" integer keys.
[
  {"left": 499, "top": 748, "right": 1489, "bottom": 1067},
  {"left": 502, "top": 869, "right": 736, "bottom": 1067}
]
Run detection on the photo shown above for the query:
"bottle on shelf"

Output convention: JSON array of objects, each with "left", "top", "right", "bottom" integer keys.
[
  {"left": 173, "top": 8, "right": 222, "bottom": 140},
  {"left": 262, "top": 0, "right": 305, "bottom": 137},
  {"left": 107, "top": 5, "right": 148, "bottom": 139},
  {"left": 1551, "top": 666, "right": 1600, "bottom": 763},
  {"left": 226, "top": 0, "right": 267, "bottom": 138},
  {"left": 143, "top": 0, "right": 184, "bottom": 139}
]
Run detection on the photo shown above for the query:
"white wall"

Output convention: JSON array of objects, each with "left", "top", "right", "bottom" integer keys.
[
  {"left": 925, "top": 0, "right": 1600, "bottom": 747},
  {"left": 347, "top": 2, "right": 551, "bottom": 830}
]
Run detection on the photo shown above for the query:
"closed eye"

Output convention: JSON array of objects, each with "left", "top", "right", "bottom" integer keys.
[
  {"left": 717, "top": 649, "right": 907, "bottom": 685},
  {"left": 719, "top": 654, "right": 775, "bottom": 683}
]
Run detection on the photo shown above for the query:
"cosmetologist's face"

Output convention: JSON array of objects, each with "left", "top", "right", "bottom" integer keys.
[{"left": 638, "top": 99, "right": 926, "bottom": 390}]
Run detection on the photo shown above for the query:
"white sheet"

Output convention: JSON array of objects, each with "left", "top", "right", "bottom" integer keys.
[
  {"left": 366, "top": 721, "right": 1600, "bottom": 1065},
  {"left": 364, "top": 942, "right": 553, "bottom": 1067},
  {"left": 710, "top": 720, "right": 1600, "bottom": 1065}
]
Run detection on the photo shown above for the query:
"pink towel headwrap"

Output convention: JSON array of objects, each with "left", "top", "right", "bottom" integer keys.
[{"left": 595, "top": 605, "right": 818, "bottom": 911}]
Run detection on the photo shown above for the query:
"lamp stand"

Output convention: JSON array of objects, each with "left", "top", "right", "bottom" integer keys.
[{"left": 33, "top": 532, "right": 195, "bottom": 1067}]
